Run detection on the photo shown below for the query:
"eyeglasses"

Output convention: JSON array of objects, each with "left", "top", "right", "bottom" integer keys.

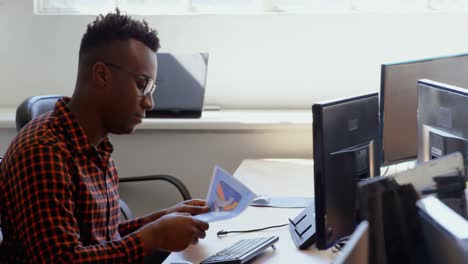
[{"left": 103, "top": 62, "right": 156, "bottom": 96}]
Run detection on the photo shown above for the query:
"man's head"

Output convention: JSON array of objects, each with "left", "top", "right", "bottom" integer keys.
[{"left": 75, "top": 9, "right": 160, "bottom": 135}]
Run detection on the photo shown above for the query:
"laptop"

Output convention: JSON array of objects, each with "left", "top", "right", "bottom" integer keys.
[{"left": 146, "top": 53, "right": 209, "bottom": 118}]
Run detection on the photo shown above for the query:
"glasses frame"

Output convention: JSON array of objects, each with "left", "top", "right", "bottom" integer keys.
[{"left": 103, "top": 62, "right": 156, "bottom": 96}]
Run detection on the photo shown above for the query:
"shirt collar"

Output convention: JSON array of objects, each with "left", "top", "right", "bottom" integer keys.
[{"left": 53, "top": 97, "right": 114, "bottom": 156}]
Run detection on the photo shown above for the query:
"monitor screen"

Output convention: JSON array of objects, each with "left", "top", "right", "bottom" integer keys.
[
  {"left": 313, "top": 93, "right": 379, "bottom": 249},
  {"left": 380, "top": 53, "right": 468, "bottom": 165},
  {"left": 417, "top": 79, "right": 468, "bottom": 180}
]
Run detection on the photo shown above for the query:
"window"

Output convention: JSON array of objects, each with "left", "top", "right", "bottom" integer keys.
[
  {"left": 192, "top": 0, "right": 258, "bottom": 12},
  {"left": 429, "top": 0, "right": 468, "bottom": 11},
  {"left": 34, "top": 0, "right": 468, "bottom": 14},
  {"left": 273, "top": 0, "right": 351, "bottom": 12},
  {"left": 118, "top": 0, "right": 191, "bottom": 14},
  {"left": 36, "top": 0, "right": 116, "bottom": 14}
]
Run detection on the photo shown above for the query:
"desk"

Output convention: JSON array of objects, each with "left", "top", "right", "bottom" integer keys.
[{"left": 164, "top": 159, "right": 336, "bottom": 263}]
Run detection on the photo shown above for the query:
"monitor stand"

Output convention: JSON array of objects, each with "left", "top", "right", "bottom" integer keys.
[{"left": 288, "top": 204, "right": 316, "bottom": 249}]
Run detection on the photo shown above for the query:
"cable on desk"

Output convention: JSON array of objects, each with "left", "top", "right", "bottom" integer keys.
[
  {"left": 217, "top": 223, "right": 288, "bottom": 236},
  {"left": 381, "top": 165, "right": 390, "bottom": 177},
  {"left": 331, "top": 236, "right": 350, "bottom": 253}
]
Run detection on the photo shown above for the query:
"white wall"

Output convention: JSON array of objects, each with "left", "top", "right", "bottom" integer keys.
[{"left": 2, "top": 1, "right": 468, "bottom": 109}]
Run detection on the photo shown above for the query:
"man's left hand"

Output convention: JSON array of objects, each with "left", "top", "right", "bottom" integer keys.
[{"left": 166, "top": 199, "right": 210, "bottom": 216}]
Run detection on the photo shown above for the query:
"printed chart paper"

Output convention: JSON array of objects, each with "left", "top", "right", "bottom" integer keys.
[{"left": 195, "top": 166, "right": 256, "bottom": 222}]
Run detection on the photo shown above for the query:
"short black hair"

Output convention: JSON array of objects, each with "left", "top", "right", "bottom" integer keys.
[{"left": 79, "top": 9, "right": 160, "bottom": 56}]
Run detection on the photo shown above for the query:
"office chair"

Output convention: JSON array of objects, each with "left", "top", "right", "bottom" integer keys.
[{"left": 15, "top": 95, "right": 191, "bottom": 220}]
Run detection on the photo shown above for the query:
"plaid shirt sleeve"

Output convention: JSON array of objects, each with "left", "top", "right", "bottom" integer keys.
[
  {"left": 6, "top": 144, "right": 145, "bottom": 263},
  {"left": 118, "top": 218, "right": 145, "bottom": 237}
]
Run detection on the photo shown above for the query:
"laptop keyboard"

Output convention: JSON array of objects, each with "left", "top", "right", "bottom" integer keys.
[{"left": 200, "top": 236, "right": 279, "bottom": 264}]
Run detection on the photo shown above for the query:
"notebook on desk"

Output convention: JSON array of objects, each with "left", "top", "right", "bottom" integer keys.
[{"left": 146, "top": 52, "right": 209, "bottom": 118}]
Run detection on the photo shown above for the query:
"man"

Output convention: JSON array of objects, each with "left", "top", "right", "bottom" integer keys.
[{"left": 0, "top": 10, "right": 209, "bottom": 263}]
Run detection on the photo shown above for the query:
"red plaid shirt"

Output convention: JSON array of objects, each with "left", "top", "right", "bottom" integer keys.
[{"left": 0, "top": 98, "right": 146, "bottom": 263}]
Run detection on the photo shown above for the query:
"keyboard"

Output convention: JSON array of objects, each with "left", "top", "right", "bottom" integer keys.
[{"left": 201, "top": 236, "right": 279, "bottom": 264}]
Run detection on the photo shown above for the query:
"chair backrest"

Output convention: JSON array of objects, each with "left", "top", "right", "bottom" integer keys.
[{"left": 16, "top": 95, "right": 63, "bottom": 132}]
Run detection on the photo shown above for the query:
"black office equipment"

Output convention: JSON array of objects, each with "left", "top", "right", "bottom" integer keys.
[
  {"left": 313, "top": 93, "right": 380, "bottom": 250},
  {"left": 358, "top": 175, "right": 435, "bottom": 264},
  {"left": 200, "top": 236, "right": 279, "bottom": 264},
  {"left": 358, "top": 152, "right": 466, "bottom": 264},
  {"left": 146, "top": 52, "right": 209, "bottom": 118},
  {"left": 421, "top": 175, "right": 467, "bottom": 218},
  {"left": 288, "top": 204, "right": 316, "bottom": 249},
  {"left": 417, "top": 79, "right": 468, "bottom": 180},
  {"left": 380, "top": 53, "right": 468, "bottom": 165},
  {"left": 417, "top": 196, "right": 468, "bottom": 264}
]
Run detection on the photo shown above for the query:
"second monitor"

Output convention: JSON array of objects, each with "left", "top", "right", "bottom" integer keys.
[
  {"left": 417, "top": 79, "right": 468, "bottom": 180},
  {"left": 313, "top": 93, "right": 380, "bottom": 249},
  {"left": 380, "top": 53, "right": 468, "bottom": 165}
]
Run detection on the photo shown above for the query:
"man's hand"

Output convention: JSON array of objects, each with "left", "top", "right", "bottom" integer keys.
[
  {"left": 166, "top": 199, "right": 210, "bottom": 216},
  {"left": 139, "top": 199, "right": 210, "bottom": 228},
  {"left": 138, "top": 212, "right": 209, "bottom": 254}
]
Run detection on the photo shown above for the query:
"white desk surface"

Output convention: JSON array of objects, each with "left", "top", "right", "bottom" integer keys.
[{"left": 164, "top": 159, "right": 336, "bottom": 264}]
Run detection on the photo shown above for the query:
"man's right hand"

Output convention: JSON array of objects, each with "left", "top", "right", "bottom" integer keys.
[{"left": 138, "top": 212, "right": 209, "bottom": 254}]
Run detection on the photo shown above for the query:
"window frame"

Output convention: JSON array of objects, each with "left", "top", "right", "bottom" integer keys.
[{"left": 34, "top": 0, "right": 468, "bottom": 15}]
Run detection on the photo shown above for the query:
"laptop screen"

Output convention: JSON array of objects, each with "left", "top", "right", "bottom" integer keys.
[{"left": 146, "top": 53, "right": 209, "bottom": 118}]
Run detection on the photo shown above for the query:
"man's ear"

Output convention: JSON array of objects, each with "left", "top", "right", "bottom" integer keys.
[{"left": 92, "top": 62, "right": 110, "bottom": 90}]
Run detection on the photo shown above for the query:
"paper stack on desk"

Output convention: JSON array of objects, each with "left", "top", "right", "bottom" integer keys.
[{"left": 195, "top": 166, "right": 256, "bottom": 222}]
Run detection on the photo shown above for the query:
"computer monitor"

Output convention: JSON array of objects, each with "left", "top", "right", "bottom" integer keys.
[
  {"left": 380, "top": 53, "right": 468, "bottom": 165},
  {"left": 146, "top": 52, "right": 209, "bottom": 118},
  {"left": 333, "top": 221, "right": 369, "bottom": 264},
  {"left": 417, "top": 79, "right": 468, "bottom": 180},
  {"left": 313, "top": 93, "right": 380, "bottom": 250},
  {"left": 417, "top": 196, "right": 468, "bottom": 264}
]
